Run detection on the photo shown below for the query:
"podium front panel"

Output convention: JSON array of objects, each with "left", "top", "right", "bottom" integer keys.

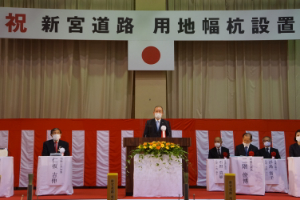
[
  {"left": 36, "top": 156, "right": 73, "bottom": 196},
  {"left": 133, "top": 154, "right": 182, "bottom": 197},
  {"left": 230, "top": 157, "right": 265, "bottom": 195},
  {"left": 0, "top": 157, "right": 14, "bottom": 197}
]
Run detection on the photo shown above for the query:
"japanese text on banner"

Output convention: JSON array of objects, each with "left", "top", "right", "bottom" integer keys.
[
  {"left": 240, "top": 157, "right": 255, "bottom": 186},
  {"left": 265, "top": 159, "right": 279, "bottom": 184},
  {"left": 0, "top": 8, "right": 299, "bottom": 41},
  {"left": 48, "top": 157, "right": 64, "bottom": 185},
  {"left": 214, "top": 159, "right": 229, "bottom": 183}
]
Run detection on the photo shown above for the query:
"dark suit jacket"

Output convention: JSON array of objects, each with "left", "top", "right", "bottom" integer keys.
[
  {"left": 235, "top": 144, "right": 259, "bottom": 156},
  {"left": 258, "top": 147, "right": 281, "bottom": 159},
  {"left": 208, "top": 146, "right": 230, "bottom": 159},
  {"left": 42, "top": 139, "right": 70, "bottom": 156},
  {"left": 289, "top": 143, "right": 300, "bottom": 157},
  {"left": 258, "top": 147, "right": 280, "bottom": 159},
  {"left": 143, "top": 118, "right": 172, "bottom": 137}
]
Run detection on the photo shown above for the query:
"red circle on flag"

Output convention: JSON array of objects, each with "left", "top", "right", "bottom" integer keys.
[{"left": 142, "top": 46, "right": 161, "bottom": 65}]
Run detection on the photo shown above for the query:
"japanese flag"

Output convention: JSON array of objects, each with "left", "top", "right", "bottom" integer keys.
[{"left": 128, "top": 40, "right": 174, "bottom": 71}]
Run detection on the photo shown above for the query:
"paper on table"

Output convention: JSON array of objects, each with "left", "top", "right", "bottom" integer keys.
[
  {"left": 265, "top": 159, "right": 279, "bottom": 184},
  {"left": 214, "top": 159, "right": 229, "bottom": 183},
  {"left": 48, "top": 157, "right": 64, "bottom": 185}
]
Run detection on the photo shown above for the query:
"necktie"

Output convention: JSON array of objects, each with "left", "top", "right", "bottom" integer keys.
[
  {"left": 266, "top": 147, "right": 270, "bottom": 157},
  {"left": 55, "top": 141, "right": 58, "bottom": 153},
  {"left": 244, "top": 146, "right": 248, "bottom": 156},
  {"left": 156, "top": 121, "right": 160, "bottom": 131},
  {"left": 266, "top": 147, "right": 269, "bottom": 153},
  {"left": 217, "top": 148, "right": 221, "bottom": 157}
]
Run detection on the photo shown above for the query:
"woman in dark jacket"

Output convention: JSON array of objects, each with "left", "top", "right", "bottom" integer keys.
[{"left": 289, "top": 130, "right": 300, "bottom": 157}]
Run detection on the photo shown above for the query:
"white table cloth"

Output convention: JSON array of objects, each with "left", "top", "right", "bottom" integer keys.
[
  {"left": 206, "top": 159, "right": 230, "bottom": 191},
  {"left": 288, "top": 157, "right": 300, "bottom": 197},
  {"left": 36, "top": 156, "right": 73, "bottom": 196},
  {"left": 265, "top": 159, "right": 288, "bottom": 193},
  {"left": 133, "top": 154, "right": 182, "bottom": 197},
  {"left": 230, "top": 157, "right": 265, "bottom": 195},
  {"left": 0, "top": 157, "right": 14, "bottom": 197}
]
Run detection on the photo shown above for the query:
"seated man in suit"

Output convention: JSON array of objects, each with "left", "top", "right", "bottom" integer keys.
[
  {"left": 208, "top": 137, "right": 230, "bottom": 159},
  {"left": 258, "top": 136, "right": 281, "bottom": 159},
  {"left": 42, "top": 128, "right": 70, "bottom": 156},
  {"left": 235, "top": 133, "right": 259, "bottom": 156},
  {"left": 143, "top": 106, "right": 172, "bottom": 137}
]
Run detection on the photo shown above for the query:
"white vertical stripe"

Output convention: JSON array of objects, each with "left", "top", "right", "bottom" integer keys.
[
  {"left": 121, "top": 130, "right": 134, "bottom": 186},
  {"left": 19, "top": 130, "right": 34, "bottom": 187},
  {"left": 72, "top": 130, "right": 85, "bottom": 186},
  {"left": 247, "top": 131, "right": 260, "bottom": 149},
  {"left": 221, "top": 130, "right": 234, "bottom": 156},
  {"left": 271, "top": 131, "right": 286, "bottom": 159},
  {"left": 96, "top": 131, "right": 109, "bottom": 186},
  {"left": 47, "top": 130, "right": 52, "bottom": 141},
  {"left": 0, "top": 130, "right": 9, "bottom": 148},
  {"left": 172, "top": 130, "right": 182, "bottom": 138},
  {"left": 196, "top": 130, "right": 209, "bottom": 186}
]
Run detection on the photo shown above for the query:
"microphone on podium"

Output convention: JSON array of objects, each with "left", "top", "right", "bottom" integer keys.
[{"left": 161, "top": 125, "right": 167, "bottom": 138}]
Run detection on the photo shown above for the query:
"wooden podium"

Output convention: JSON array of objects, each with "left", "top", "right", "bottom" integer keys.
[{"left": 123, "top": 137, "right": 191, "bottom": 196}]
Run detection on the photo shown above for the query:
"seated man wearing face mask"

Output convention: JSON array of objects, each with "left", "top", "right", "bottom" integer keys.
[
  {"left": 42, "top": 128, "right": 70, "bottom": 156},
  {"left": 235, "top": 132, "right": 259, "bottom": 156},
  {"left": 258, "top": 136, "right": 281, "bottom": 159},
  {"left": 143, "top": 106, "right": 172, "bottom": 137},
  {"left": 208, "top": 137, "right": 230, "bottom": 159}
]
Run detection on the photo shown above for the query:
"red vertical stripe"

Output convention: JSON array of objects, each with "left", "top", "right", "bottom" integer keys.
[
  {"left": 109, "top": 130, "right": 122, "bottom": 185},
  {"left": 84, "top": 130, "right": 97, "bottom": 186}
]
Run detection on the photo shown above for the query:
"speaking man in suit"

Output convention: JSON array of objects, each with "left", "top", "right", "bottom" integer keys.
[
  {"left": 208, "top": 137, "right": 230, "bottom": 159},
  {"left": 143, "top": 106, "right": 172, "bottom": 137},
  {"left": 235, "top": 133, "right": 259, "bottom": 156},
  {"left": 258, "top": 136, "right": 281, "bottom": 159},
  {"left": 42, "top": 128, "right": 70, "bottom": 156},
  {"left": 289, "top": 129, "right": 300, "bottom": 157}
]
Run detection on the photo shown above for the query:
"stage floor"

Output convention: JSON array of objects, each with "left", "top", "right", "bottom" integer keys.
[{"left": 9, "top": 188, "right": 291, "bottom": 200}]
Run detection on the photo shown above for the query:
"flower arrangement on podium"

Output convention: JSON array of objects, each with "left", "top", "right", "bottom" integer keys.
[{"left": 127, "top": 141, "right": 188, "bottom": 167}]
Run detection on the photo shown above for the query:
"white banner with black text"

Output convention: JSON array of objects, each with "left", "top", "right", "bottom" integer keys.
[{"left": 0, "top": 8, "right": 299, "bottom": 41}]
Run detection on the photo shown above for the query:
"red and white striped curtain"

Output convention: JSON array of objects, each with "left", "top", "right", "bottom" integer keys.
[{"left": 0, "top": 119, "right": 296, "bottom": 187}]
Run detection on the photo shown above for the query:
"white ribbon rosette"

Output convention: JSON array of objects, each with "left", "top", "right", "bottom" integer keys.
[
  {"left": 59, "top": 147, "right": 65, "bottom": 156},
  {"left": 161, "top": 125, "right": 166, "bottom": 131}
]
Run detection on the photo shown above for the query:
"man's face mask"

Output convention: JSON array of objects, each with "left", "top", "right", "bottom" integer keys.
[{"left": 155, "top": 112, "right": 162, "bottom": 119}]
